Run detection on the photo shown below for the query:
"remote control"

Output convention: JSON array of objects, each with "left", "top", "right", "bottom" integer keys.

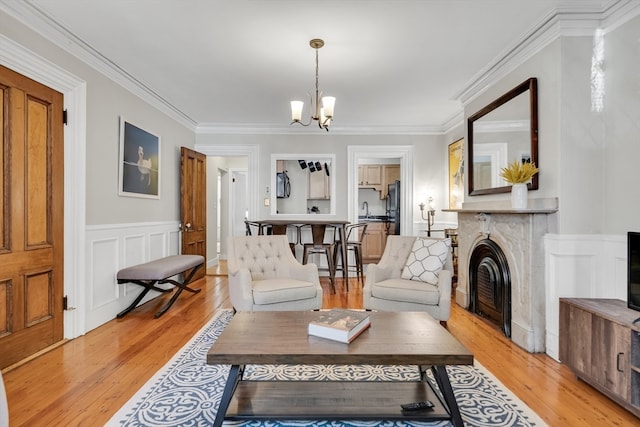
[{"left": 401, "top": 400, "right": 434, "bottom": 411}]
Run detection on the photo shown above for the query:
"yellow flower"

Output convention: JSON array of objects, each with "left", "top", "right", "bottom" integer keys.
[{"left": 500, "top": 160, "right": 539, "bottom": 184}]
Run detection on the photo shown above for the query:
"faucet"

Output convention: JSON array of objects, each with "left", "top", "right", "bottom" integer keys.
[{"left": 362, "top": 201, "right": 369, "bottom": 217}]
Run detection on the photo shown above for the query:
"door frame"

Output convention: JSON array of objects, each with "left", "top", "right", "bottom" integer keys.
[
  {"left": 347, "top": 146, "right": 414, "bottom": 235},
  {"left": 194, "top": 144, "right": 260, "bottom": 258},
  {"left": 0, "top": 34, "right": 87, "bottom": 339},
  {"left": 229, "top": 168, "right": 249, "bottom": 238}
]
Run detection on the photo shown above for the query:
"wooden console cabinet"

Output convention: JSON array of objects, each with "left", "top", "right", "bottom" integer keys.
[{"left": 559, "top": 298, "right": 640, "bottom": 418}]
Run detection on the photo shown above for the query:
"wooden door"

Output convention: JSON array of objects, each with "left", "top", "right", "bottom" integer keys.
[
  {"left": 0, "top": 65, "right": 64, "bottom": 369},
  {"left": 180, "top": 147, "right": 206, "bottom": 281}
]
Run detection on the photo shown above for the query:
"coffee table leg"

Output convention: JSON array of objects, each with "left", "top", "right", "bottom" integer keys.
[
  {"left": 431, "top": 365, "right": 463, "bottom": 427},
  {"left": 214, "top": 364, "right": 243, "bottom": 427}
]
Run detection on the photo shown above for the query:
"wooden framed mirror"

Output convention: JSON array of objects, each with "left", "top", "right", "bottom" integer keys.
[{"left": 467, "top": 78, "right": 538, "bottom": 195}]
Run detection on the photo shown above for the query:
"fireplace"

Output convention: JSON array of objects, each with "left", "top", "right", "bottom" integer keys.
[
  {"left": 450, "top": 198, "right": 558, "bottom": 353},
  {"left": 469, "top": 239, "right": 511, "bottom": 337}
]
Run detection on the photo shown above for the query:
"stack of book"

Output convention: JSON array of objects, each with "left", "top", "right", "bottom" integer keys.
[{"left": 308, "top": 309, "right": 371, "bottom": 343}]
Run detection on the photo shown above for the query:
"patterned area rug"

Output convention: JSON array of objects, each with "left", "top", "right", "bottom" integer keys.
[{"left": 106, "top": 310, "right": 547, "bottom": 427}]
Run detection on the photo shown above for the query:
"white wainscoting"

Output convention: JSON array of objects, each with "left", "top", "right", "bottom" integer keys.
[
  {"left": 85, "top": 221, "right": 181, "bottom": 332},
  {"left": 544, "top": 234, "right": 627, "bottom": 361}
]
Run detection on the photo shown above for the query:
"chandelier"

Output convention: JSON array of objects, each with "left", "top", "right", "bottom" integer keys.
[{"left": 290, "top": 38, "right": 335, "bottom": 131}]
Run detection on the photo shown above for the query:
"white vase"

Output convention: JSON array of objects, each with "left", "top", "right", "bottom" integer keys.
[{"left": 510, "top": 183, "right": 528, "bottom": 209}]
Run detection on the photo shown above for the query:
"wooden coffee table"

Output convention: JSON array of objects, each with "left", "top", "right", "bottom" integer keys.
[{"left": 207, "top": 311, "right": 473, "bottom": 426}]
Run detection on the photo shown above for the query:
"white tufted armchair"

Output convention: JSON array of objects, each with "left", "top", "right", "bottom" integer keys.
[
  {"left": 363, "top": 235, "right": 453, "bottom": 322},
  {"left": 227, "top": 235, "right": 323, "bottom": 311}
]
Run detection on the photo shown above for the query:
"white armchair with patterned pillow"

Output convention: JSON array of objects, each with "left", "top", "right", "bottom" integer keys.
[
  {"left": 228, "top": 235, "right": 323, "bottom": 311},
  {"left": 363, "top": 235, "right": 453, "bottom": 322}
]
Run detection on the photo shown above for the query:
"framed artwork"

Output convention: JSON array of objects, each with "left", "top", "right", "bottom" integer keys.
[
  {"left": 118, "top": 117, "right": 161, "bottom": 199},
  {"left": 448, "top": 138, "right": 464, "bottom": 209}
]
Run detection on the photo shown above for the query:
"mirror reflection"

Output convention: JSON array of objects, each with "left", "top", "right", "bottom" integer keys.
[
  {"left": 468, "top": 78, "right": 538, "bottom": 195},
  {"left": 271, "top": 154, "right": 335, "bottom": 215}
]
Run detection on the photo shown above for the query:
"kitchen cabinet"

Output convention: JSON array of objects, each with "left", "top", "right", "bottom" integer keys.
[
  {"left": 358, "top": 164, "right": 401, "bottom": 200},
  {"left": 358, "top": 165, "right": 382, "bottom": 187},
  {"left": 362, "top": 221, "right": 389, "bottom": 263},
  {"left": 381, "top": 165, "right": 400, "bottom": 199},
  {"left": 308, "top": 170, "right": 330, "bottom": 200},
  {"left": 559, "top": 298, "right": 640, "bottom": 417}
]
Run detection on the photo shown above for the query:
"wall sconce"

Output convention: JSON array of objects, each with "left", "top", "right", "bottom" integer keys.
[{"left": 419, "top": 197, "right": 436, "bottom": 236}]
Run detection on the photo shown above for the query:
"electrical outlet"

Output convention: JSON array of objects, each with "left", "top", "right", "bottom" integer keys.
[{"left": 264, "top": 198, "right": 270, "bottom": 206}]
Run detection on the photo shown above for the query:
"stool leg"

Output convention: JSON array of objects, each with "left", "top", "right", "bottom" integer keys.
[
  {"left": 323, "top": 247, "right": 334, "bottom": 294},
  {"left": 333, "top": 244, "right": 347, "bottom": 292},
  {"left": 354, "top": 246, "right": 363, "bottom": 286}
]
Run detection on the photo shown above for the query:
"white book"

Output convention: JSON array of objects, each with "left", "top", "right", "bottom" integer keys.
[{"left": 308, "top": 309, "right": 371, "bottom": 343}]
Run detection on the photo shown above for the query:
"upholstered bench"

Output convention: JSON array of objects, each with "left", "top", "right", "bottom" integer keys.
[{"left": 116, "top": 254, "right": 205, "bottom": 318}]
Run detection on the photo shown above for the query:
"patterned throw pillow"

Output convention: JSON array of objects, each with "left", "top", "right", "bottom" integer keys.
[{"left": 400, "top": 238, "right": 451, "bottom": 285}]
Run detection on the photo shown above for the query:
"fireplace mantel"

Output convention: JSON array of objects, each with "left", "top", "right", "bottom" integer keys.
[
  {"left": 451, "top": 197, "right": 558, "bottom": 353},
  {"left": 443, "top": 197, "right": 558, "bottom": 215}
]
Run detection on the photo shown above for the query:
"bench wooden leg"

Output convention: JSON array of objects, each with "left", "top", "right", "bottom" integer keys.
[
  {"left": 116, "top": 281, "right": 172, "bottom": 318},
  {"left": 117, "top": 262, "right": 204, "bottom": 319},
  {"left": 153, "top": 263, "right": 203, "bottom": 318}
]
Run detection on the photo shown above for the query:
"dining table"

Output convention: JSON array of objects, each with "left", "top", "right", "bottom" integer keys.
[{"left": 245, "top": 219, "right": 350, "bottom": 282}]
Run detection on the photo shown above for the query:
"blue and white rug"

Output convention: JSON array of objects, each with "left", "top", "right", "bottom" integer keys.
[{"left": 106, "top": 310, "right": 547, "bottom": 427}]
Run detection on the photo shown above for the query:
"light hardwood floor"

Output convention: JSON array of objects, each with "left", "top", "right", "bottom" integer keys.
[{"left": 2, "top": 275, "right": 639, "bottom": 426}]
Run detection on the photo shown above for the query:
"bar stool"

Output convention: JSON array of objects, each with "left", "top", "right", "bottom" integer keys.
[
  {"left": 333, "top": 222, "right": 368, "bottom": 289},
  {"left": 302, "top": 223, "right": 336, "bottom": 293}
]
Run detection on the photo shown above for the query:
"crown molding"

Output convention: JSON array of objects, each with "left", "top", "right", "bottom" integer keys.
[
  {"left": 455, "top": 0, "right": 640, "bottom": 106},
  {"left": 195, "top": 123, "right": 446, "bottom": 136},
  {"left": 0, "top": 0, "right": 197, "bottom": 131}
]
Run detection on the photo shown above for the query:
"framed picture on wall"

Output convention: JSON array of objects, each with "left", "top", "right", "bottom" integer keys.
[
  {"left": 448, "top": 138, "right": 464, "bottom": 209},
  {"left": 118, "top": 117, "right": 161, "bottom": 199}
]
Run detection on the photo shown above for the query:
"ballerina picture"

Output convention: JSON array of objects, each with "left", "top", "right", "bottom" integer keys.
[{"left": 119, "top": 118, "right": 161, "bottom": 198}]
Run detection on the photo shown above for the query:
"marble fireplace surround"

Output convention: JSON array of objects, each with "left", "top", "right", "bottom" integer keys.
[{"left": 446, "top": 198, "right": 558, "bottom": 353}]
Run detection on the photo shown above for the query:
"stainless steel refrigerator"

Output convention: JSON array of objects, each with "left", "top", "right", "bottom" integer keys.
[{"left": 386, "top": 180, "right": 400, "bottom": 235}]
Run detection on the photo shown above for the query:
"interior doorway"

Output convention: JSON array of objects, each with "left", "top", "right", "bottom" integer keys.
[
  {"left": 196, "top": 144, "right": 259, "bottom": 267},
  {"left": 347, "top": 146, "right": 414, "bottom": 235}
]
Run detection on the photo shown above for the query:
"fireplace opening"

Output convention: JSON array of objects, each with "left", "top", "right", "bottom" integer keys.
[{"left": 469, "top": 238, "right": 511, "bottom": 337}]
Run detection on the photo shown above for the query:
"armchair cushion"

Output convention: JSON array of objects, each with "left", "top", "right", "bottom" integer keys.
[
  {"left": 370, "top": 278, "right": 441, "bottom": 305},
  {"left": 252, "top": 278, "right": 319, "bottom": 305},
  {"left": 400, "top": 237, "right": 451, "bottom": 285}
]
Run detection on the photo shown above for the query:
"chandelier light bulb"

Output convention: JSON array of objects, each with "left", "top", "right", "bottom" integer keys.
[
  {"left": 291, "top": 101, "right": 304, "bottom": 122},
  {"left": 322, "top": 96, "right": 335, "bottom": 118}
]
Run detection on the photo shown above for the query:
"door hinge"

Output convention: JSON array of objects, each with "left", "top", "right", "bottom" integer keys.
[
  {"left": 63, "top": 295, "right": 76, "bottom": 311},
  {"left": 63, "top": 109, "right": 68, "bottom": 125}
]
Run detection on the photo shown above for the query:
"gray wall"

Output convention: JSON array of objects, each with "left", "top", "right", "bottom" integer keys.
[
  {"left": 0, "top": 9, "right": 195, "bottom": 227},
  {"left": 461, "top": 16, "right": 640, "bottom": 235},
  {"left": 195, "top": 133, "right": 451, "bottom": 228},
  {"left": 603, "top": 15, "right": 640, "bottom": 235}
]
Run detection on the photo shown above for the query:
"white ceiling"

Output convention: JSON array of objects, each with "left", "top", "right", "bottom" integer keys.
[{"left": 1, "top": 0, "right": 627, "bottom": 133}]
